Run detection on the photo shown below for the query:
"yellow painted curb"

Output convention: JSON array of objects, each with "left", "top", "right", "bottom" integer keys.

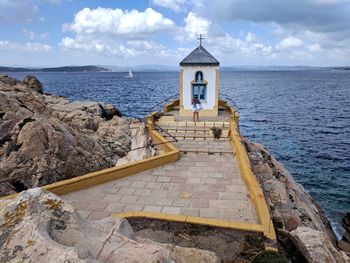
[
  {"left": 114, "top": 211, "right": 265, "bottom": 234},
  {"left": 225, "top": 104, "right": 277, "bottom": 242}
]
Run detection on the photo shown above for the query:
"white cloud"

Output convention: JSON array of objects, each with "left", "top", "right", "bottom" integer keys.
[
  {"left": 289, "top": 50, "right": 312, "bottom": 60},
  {"left": 60, "top": 7, "right": 181, "bottom": 60},
  {"left": 276, "top": 37, "right": 303, "bottom": 49},
  {"left": 176, "top": 13, "right": 277, "bottom": 60},
  {"left": 22, "top": 29, "right": 49, "bottom": 40},
  {"left": 176, "top": 12, "right": 211, "bottom": 42},
  {"left": 308, "top": 43, "right": 322, "bottom": 52},
  {"left": 63, "top": 7, "right": 175, "bottom": 38},
  {"left": 152, "top": 0, "right": 187, "bottom": 12},
  {"left": 199, "top": 0, "right": 350, "bottom": 64},
  {"left": 0, "top": 40, "right": 51, "bottom": 52},
  {"left": 245, "top": 32, "right": 257, "bottom": 43},
  {"left": 60, "top": 36, "right": 187, "bottom": 59}
]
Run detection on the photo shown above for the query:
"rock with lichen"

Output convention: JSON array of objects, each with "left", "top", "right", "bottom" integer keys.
[
  {"left": 0, "top": 188, "right": 219, "bottom": 263},
  {"left": 290, "top": 227, "right": 349, "bottom": 263},
  {"left": 0, "top": 76, "right": 156, "bottom": 196}
]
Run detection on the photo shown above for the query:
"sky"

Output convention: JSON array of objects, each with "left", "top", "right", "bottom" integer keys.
[{"left": 0, "top": 0, "right": 350, "bottom": 67}]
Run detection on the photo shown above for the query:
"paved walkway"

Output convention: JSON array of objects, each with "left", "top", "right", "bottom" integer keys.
[{"left": 62, "top": 119, "right": 258, "bottom": 224}]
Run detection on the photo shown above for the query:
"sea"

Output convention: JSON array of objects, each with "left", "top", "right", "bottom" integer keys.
[{"left": 6, "top": 70, "right": 350, "bottom": 237}]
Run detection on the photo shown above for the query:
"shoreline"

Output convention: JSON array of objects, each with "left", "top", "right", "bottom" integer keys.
[{"left": 244, "top": 137, "right": 349, "bottom": 260}]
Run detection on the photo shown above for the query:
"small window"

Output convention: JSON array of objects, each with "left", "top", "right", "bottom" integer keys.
[
  {"left": 192, "top": 85, "right": 206, "bottom": 101},
  {"left": 195, "top": 71, "right": 203, "bottom": 83}
]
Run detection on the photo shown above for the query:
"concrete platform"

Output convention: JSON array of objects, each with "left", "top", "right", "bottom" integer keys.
[
  {"left": 63, "top": 151, "right": 257, "bottom": 224},
  {"left": 62, "top": 114, "right": 258, "bottom": 225}
]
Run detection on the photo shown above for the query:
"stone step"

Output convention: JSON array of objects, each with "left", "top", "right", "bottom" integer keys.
[
  {"left": 157, "top": 129, "right": 230, "bottom": 139},
  {"left": 173, "top": 143, "right": 232, "bottom": 150},
  {"left": 159, "top": 131, "right": 213, "bottom": 138},
  {"left": 169, "top": 136, "right": 230, "bottom": 141},
  {"left": 156, "top": 121, "right": 230, "bottom": 128},
  {"left": 179, "top": 149, "right": 233, "bottom": 154},
  {"left": 157, "top": 126, "right": 212, "bottom": 132}
]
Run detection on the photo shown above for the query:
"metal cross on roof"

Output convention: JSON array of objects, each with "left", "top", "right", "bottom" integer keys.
[{"left": 197, "top": 34, "right": 204, "bottom": 46}]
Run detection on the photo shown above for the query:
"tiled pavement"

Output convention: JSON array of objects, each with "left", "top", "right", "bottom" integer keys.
[{"left": 62, "top": 122, "right": 258, "bottom": 224}]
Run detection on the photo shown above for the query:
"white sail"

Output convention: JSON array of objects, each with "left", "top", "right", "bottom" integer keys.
[{"left": 125, "top": 67, "right": 133, "bottom": 79}]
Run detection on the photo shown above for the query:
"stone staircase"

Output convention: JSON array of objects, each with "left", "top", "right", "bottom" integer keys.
[{"left": 155, "top": 119, "right": 233, "bottom": 154}]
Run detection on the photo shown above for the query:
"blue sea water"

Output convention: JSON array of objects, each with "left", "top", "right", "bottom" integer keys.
[{"left": 7, "top": 70, "right": 350, "bottom": 236}]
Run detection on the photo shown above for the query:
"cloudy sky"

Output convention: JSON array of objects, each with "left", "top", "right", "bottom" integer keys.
[{"left": 1, "top": 0, "right": 349, "bottom": 67}]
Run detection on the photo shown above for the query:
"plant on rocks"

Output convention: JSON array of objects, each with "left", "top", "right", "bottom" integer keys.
[{"left": 211, "top": 127, "right": 222, "bottom": 139}]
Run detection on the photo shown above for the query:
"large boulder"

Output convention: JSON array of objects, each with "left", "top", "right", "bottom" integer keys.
[
  {"left": 290, "top": 227, "right": 349, "bottom": 263},
  {"left": 23, "top": 75, "right": 43, "bottom": 94},
  {"left": 0, "top": 76, "right": 154, "bottom": 196},
  {"left": 98, "top": 103, "right": 123, "bottom": 119},
  {"left": 0, "top": 188, "right": 219, "bottom": 263},
  {"left": 0, "top": 75, "right": 17, "bottom": 86},
  {"left": 117, "top": 120, "right": 157, "bottom": 165}
]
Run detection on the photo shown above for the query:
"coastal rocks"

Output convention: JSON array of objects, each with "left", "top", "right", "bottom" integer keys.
[
  {"left": 338, "top": 240, "right": 350, "bottom": 253},
  {"left": 23, "top": 75, "right": 43, "bottom": 94},
  {"left": 98, "top": 103, "right": 123, "bottom": 119},
  {"left": 116, "top": 120, "right": 157, "bottom": 165},
  {"left": 96, "top": 115, "right": 131, "bottom": 153},
  {"left": 0, "top": 75, "right": 17, "bottom": 86},
  {"left": 339, "top": 212, "right": 350, "bottom": 254},
  {"left": 290, "top": 227, "right": 349, "bottom": 263},
  {"left": 0, "top": 77, "right": 155, "bottom": 196},
  {"left": 0, "top": 188, "right": 219, "bottom": 262},
  {"left": 285, "top": 216, "right": 300, "bottom": 231},
  {"left": 244, "top": 138, "right": 350, "bottom": 262}
]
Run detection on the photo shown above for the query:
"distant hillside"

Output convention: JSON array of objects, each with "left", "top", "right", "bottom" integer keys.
[
  {"left": 220, "top": 66, "right": 332, "bottom": 71},
  {"left": 332, "top": 67, "right": 350, "bottom": 71},
  {"left": 0, "top": 65, "right": 109, "bottom": 73}
]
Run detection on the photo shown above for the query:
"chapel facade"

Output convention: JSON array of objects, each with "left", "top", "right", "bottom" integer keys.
[{"left": 179, "top": 36, "right": 220, "bottom": 117}]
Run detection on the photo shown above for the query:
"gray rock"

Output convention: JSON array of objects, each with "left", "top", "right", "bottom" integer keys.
[
  {"left": 0, "top": 188, "right": 219, "bottom": 263},
  {"left": 98, "top": 103, "right": 123, "bottom": 119},
  {"left": 0, "top": 75, "right": 17, "bottom": 86},
  {"left": 23, "top": 75, "right": 43, "bottom": 94},
  {"left": 290, "top": 227, "right": 349, "bottom": 263},
  {"left": 0, "top": 76, "right": 154, "bottom": 196},
  {"left": 342, "top": 212, "right": 350, "bottom": 242},
  {"left": 338, "top": 240, "right": 350, "bottom": 253},
  {"left": 285, "top": 216, "right": 300, "bottom": 231}
]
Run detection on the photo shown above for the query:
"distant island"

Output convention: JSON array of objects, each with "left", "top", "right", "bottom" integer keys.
[
  {"left": 1, "top": 65, "right": 350, "bottom": 73},
  {"left": 0, "top": 65, "right": 109, "bottom": 73},
  {"left": 332, "top": 67, "right": 350, "bottom": 71}
]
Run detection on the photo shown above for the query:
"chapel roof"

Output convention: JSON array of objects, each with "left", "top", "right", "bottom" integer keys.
[{"left": 180, "top": 45, "right": 220, "bottom": 66}]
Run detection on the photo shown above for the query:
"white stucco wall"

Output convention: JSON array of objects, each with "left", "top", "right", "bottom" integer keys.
[{"left": 181, "top": 66, "right": 218, "bottom": 110}]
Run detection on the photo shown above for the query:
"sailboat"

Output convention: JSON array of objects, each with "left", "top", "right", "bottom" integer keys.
[{"left": 125, "top": 68, "right": 133, "bottom": 79}]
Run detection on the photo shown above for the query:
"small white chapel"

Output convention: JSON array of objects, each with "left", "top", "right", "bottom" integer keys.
[{"left": 179, "top": 35, "right": 220, "bottom": 117}]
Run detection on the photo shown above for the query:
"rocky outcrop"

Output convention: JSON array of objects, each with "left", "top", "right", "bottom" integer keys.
[
  {"left": 290, "top": 227, "right": 349, "bottom": 263},
  {"left": 0, "top": 188, "right": 219, "bottom": 262},
  {"left": 244, "top": 138, "right": 349, "bottom": 262},
  {"left": 0, "top": 75, "right": 156, "bottom": 196},
  {"left": 23, "top": 75, "right": 43, "bottom": 94},
  {"left": 117, "top": 120, "right": 159, "bottom": 165},
  {"left": 0, "top": 74, "right": 17, "bottom": 86},
  {"left": 339, "top": 213, "right": 350, "bottom": 254}
]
